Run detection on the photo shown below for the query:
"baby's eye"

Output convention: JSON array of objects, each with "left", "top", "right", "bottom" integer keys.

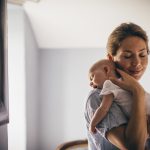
[{"left": 90, "top": 74, "right": 94, "bottom": 81}]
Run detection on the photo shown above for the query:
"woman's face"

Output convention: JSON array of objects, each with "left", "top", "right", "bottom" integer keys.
[{"left": 109, "top": 36, "right": 148, "bottom": 80}]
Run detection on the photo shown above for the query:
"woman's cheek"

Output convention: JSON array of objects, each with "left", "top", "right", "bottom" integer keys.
[
  {"left": 121, "top": 62, "right": 129, "bottom": 69},
  {"left": 120, "top": 62, "right": 131, "bottom": 73}
]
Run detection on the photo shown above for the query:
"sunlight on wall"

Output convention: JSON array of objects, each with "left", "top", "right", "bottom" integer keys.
[{"left": 8, "top": 5, "right": 26, "bottom": 150}]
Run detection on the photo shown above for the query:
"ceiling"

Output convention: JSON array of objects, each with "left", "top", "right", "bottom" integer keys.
[
  {"left": 10, "top": 0, "right": 150, "bottom": 49},
  {"left": 8, "top": 0, "right": 39, "bottom": 5}
]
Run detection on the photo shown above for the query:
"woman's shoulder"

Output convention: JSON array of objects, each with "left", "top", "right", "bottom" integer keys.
[
  {"left": 87, "top": 88, "right": 101, "bottom": 98},
  {"left": 86, "top": 88, "right": 102, "bottom": 105}
]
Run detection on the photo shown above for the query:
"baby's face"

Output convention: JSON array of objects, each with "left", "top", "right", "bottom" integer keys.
[{"left": 89, "top": 69, "right": 107, "bottom": 88}]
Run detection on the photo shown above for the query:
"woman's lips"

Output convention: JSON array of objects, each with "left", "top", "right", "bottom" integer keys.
[{"left": 129, "top": 70, "right": 143, "bottom": 77}]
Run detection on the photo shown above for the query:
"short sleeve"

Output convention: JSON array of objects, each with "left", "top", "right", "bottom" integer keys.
[
  {"left": 84, "top": 89, "right": 102, "bottom": 127},
  {"left": 100, "top": 80, "right": 121, "bottom": 98}
]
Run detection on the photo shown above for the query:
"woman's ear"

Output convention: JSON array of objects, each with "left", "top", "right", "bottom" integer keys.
[{"left": 107, "top": 54, "right": 114, "bottom": 61}]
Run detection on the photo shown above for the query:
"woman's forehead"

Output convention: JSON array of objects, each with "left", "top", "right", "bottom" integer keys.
[
  {"left": 120, "top": 48, "right": 147, "bottom": 53},
  {"left": 120, "top": 36, "right": 146, "bottom": 48}
]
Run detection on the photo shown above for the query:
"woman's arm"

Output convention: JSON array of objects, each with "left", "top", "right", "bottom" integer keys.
[
  {"left": 108, "top": 69, "right": 147, "bottom": 150},
  {"left": 147, "top": 115, "right": 150, "bottom": 137},
  {"left": 89, "top": 94, "right": 113, "bottom": 133}
]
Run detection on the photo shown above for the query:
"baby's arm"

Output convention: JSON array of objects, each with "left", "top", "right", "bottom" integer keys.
[{"left": 89, "top": 93, "right": 113, "bottom": 133}]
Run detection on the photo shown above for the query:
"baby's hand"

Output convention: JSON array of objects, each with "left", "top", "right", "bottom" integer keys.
[
  {"left": 89, "top": 124, "right": 97, "bottom": 134},
  {"left": 90, "top": 82, "right": 98, "bottom": 89}
]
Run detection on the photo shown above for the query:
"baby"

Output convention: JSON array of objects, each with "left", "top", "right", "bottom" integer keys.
[{"left": 88, "top": 59, "right": 150, "bottom": 133}]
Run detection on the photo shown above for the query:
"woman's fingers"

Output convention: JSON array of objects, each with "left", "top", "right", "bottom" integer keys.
[
  {"left": 110, "top": 68, "right": 145, "bottom": 94},
  {"left": 116, "top": 69, "right": 131, "bottom": 80},
  {"left": 109, "top": 68, "right": 130, "bottom": 90},
  {"left": 109, "top": 77, "right": 127, "bottom": 91},
  {"left": 110, "top": 69, "right": 137, "bottom": 92}
]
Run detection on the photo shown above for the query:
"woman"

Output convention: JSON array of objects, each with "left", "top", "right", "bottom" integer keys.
[{"left": 84, "top": 22, "right": 150, "bottom": 150}]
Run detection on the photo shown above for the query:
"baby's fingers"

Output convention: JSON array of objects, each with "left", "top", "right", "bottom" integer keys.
[{"left": 89, "top": 126, "right": 97, "bottom": 134}]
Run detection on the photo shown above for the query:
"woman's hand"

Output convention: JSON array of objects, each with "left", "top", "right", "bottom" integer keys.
[{"left": 109, "top": 69, "right": 145, "bottom": 95}]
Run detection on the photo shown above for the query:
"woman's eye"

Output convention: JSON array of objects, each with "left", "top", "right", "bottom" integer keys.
[
  {"left": 124, "top": 55, "right": 132, "bottom": 59},
  {"left": 140, "top": 55, "right": 146, "bottom": 57},
  {"left": 123, "top": 53, "right": 132, "bottom": 59},
  {"left": 140, "top": 53, "right": 147, "bottom": 57}
]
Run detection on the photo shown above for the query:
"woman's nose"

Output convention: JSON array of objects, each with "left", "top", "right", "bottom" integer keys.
[{"left": 132, "top": 56, "right": 141, "bottom": 68}]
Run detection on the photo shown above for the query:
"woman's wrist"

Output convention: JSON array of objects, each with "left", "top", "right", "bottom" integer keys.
[
  {"left": 131, "top": 87, "right": 145, "bottom": 105},
  {"left": 131, "top": 82, "right": 145, "bottom": 96},
  {"left": 132, "top": 87, "right": 145, "bottom": 98}
]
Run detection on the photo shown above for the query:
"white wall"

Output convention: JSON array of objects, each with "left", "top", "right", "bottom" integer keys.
[
  {"left": 39, "top": 48, "right": 106, "bottom": 150},
  {"left": 39, "top": 49, "right": 150, "bottom": 150},
  {"left": 25, "top": 13, "right": 39, "bottom": 150},
  {"left": 140, "top": 63, "right": 150, "bottom": 92},
  {"left": 8, "top": 5, "right": 26, "bottom": 150},
  {"left": 8, "top": 4, "right": 39, "bottom": 150}
]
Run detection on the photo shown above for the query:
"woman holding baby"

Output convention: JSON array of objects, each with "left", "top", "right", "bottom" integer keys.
[{"left": 84, "top": 22, "right": 150, "bottom": 150}]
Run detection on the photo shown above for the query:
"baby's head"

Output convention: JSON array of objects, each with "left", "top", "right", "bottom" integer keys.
[{"left": 89, "top": 59, "right": 116, "bottom": 89}]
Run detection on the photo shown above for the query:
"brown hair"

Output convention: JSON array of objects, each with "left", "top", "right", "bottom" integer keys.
[{"left": 106, "top": 22, "right": 149, "bottom": 56}]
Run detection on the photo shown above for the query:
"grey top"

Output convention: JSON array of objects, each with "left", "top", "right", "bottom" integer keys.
[{"left": 84, "top": 88, "right": 128, "bottom": 150}]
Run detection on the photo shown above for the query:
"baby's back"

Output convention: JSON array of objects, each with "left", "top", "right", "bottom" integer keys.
[{"left": 101, "top": 80, "right": 150, "bottom": 118}]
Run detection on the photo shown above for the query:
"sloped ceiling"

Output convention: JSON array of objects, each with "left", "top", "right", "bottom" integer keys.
[
  {"left": 16, "top": 0, "right": 150, "bottom": 49},
  {"left": 8, "top": 0, "right": 39, "bottom": 5},
  {"left": 8, "top": 0, "right": 25, "bottom": 5}
]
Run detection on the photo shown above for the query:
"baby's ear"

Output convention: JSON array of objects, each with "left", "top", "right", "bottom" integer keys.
[{"left": 104, "top": 66, "right": 110, "bottom": 75}]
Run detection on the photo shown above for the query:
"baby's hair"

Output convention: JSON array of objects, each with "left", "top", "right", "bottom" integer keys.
[{"left": 88, "top": 59, "right": 116, "bottom": 80}]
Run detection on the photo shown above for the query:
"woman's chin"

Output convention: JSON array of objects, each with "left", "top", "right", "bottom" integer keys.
[{"left": 130, "top": 73, "right": 142, "bottom": 80}]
